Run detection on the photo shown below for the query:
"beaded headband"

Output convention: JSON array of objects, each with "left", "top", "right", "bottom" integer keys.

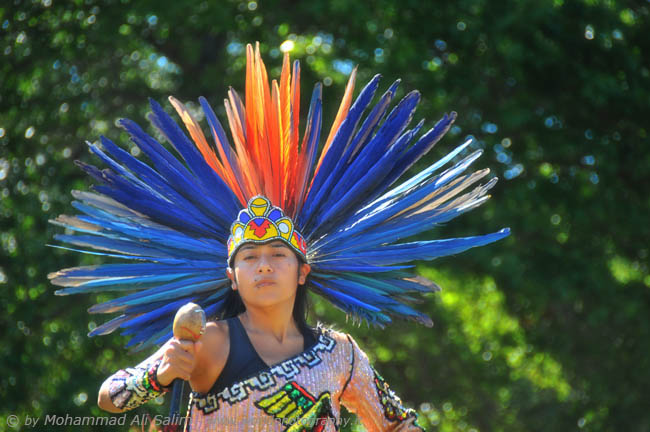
[{"left": 227, "top": 196, "right": 307, "bottom": 265}]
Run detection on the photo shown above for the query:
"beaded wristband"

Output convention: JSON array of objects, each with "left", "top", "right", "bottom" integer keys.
[
  {"left": 108, "top": 360, "right": 169, "bottom": 410},
  {"left": 148, "top": 359, "right": 171, "bottom": 392}
]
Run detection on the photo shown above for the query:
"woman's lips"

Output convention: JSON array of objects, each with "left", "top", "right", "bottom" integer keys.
[{"left": 255, "top": 280, "right": 276, "bottom": 288}]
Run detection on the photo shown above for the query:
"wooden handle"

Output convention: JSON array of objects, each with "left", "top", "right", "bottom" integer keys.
[{"left": 169, "top": 302, "right": 206, "bottom": 420}]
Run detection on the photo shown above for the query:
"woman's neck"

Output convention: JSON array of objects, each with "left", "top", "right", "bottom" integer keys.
[{"left": 239, "top": 305, "right": 299, "bottom": 344}]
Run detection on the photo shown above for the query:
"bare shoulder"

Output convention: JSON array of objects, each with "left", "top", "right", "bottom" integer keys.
[
  {"left": 201, "top": 320, "right": 230, "bottom": 358},
  {"left": 206, "top": 320, "right": 228, "bottom": 339},
  {"left": 189, "top": 320, "right": 231, "bottom": 393}
]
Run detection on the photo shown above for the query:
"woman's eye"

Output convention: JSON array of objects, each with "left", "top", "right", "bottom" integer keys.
[
  {"left": 274, "top": 253, "right": 286, "bottom": 257},
  {"left": 243, "top": 255, "right": 257, "bottom": 260}
]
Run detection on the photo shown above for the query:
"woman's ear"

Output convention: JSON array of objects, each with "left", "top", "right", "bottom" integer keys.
[
  {"left": 226, "top": 267, "right": 237, "bottom": 290},
  {"left": 298, "top": 263, "right": 311, "bottom": 285}
]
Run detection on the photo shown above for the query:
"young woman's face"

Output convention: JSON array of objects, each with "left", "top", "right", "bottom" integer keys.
[{"left": 228, "top": 240, "right": 310, "bottom": 310}]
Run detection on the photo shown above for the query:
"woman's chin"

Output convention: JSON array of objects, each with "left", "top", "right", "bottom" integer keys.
[{"left": 243, "top": 293, "right": 294, "bottom": 309}]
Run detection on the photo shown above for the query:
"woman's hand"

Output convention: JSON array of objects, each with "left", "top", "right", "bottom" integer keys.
[{"left": 156, "top": 338, "right": 201, "bottom": 386}]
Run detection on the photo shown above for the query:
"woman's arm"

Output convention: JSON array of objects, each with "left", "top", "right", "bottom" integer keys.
[
  {"left": 339, "top": 335, "right": 425, "bottom": 431},
  {"left": 97, "top": 338, "right": 197, "bottom": 413}
]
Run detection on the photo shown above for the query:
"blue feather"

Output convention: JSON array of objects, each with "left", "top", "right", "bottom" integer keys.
[
  {"left": 147, "top": 99, "right": 241, "bottom": 215},
  {"left": 294, "top": 84, "right": 323, "bottom": 212},
  {"left": 368, "top": 112, "right": 457, "bottom": 203},
  {"left": 88, "top": 276, "right": 228, "bottom": 313},
  {"left": 299, "top": 75, "right": 382, "bottom": 228},
  {"left": 311, "top": 280, "right": 383, "bottom": 313},
  {"left": 53, "top": 263, "right": 222, "bottom": 278},
  {"left": 328, "top": 229, "right": 510, "bottom": 266},
  {"left": 313, "top": 123, "right": 422, "bottom": 233},
  {"left": 118, "top": 117, "right": 237, "bottom": 227},
  {"left": 303, "top": 78, "right": 392, "bottom": 219}
]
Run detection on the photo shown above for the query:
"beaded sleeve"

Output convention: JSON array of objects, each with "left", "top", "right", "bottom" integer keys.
[
  {"left": 340, "top": 336, "right": 425, "bottom": 431},
  {"left": 107, "top": 359, "right": 170, "bottom": 410}
]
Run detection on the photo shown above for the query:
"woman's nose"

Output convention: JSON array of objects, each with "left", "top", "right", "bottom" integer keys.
[{"left": 256, "top": 255, "right": 273, "bottom": 272}]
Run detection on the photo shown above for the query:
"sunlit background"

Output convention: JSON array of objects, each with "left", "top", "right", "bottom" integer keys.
[{"left": 1, "top": 0, "right": 649, "bottom": 431}]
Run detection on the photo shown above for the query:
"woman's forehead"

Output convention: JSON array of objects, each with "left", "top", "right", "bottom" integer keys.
[{"left": 238, "top": 240, "right": 290, "bottom": 252}]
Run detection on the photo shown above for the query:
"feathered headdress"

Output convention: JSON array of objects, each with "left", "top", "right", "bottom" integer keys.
[{"left": 49, "top": 43, "right": 509, "bottom": 350}]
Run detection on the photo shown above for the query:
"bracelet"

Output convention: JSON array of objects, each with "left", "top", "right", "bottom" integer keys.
[
  {"left": 147, "top": 359, "right": 171, "bottom": 393},
  {"left": 108, "top": 360, "right": 167, "bottom": 410}
]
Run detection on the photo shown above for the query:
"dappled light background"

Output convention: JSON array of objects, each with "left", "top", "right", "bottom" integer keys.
[{"left": 1, "top": 0, "right": 649, "bottom": 431}]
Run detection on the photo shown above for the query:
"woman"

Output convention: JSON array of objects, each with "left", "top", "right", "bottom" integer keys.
[
  {"left": 97, "top": 199, "right": 425, "bottom": 431},
  {"left": 52, "top": 43, "right": 509, "bottom": 431}
]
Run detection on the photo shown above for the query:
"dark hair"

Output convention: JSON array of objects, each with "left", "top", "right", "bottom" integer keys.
[{"left": 218, "top": 253, "right": 312, "bottom": 334}]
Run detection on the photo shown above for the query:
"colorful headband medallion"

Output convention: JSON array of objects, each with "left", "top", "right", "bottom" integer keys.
[{"left": 227, "top": 196, "right": 307, "bottom": 265}]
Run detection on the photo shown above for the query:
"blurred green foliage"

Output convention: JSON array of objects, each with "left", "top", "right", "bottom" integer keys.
[{"left": 1, "top": 0, "right": 649, "bottom": 431}]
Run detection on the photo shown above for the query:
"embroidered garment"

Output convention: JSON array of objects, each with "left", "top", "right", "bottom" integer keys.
[{"left": 186, "top": 327, "right": 424, "bottom": 431}]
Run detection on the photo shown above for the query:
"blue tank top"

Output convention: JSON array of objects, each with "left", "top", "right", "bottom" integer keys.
[{"left": 209, "top": 317, "right": 317, "bottom": 394}]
